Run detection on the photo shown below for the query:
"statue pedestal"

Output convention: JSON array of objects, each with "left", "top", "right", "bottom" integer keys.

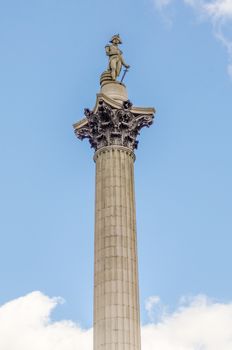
[{"left": 100, "top": 82, "right": 128, "bottom": 103}]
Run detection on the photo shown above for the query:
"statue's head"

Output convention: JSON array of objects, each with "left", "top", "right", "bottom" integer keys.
[{"left": 110, "top": 34, "right": 122, "bottom": 45}]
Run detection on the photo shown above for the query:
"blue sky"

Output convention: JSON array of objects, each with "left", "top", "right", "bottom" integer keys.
[{"left": 0, "top": 0, "right": 232, "bottom": 348}]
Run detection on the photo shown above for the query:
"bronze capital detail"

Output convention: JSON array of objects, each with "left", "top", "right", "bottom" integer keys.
[{"left": 74, "top": 99, "right": 154, "bottom": 151}]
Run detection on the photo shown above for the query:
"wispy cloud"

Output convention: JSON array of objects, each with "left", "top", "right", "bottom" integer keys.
[
  {"left": 185, "top": 0, "right": 232, "bottom": 77},
  {"left": 1, "top": 292, "right": 232, "bottom": 350},
  {"left": 153, "top": 0, "right": 173, "bottom": 10},
  {"left": 145, "top": 295, "right": 161, "bottom": 321},
  {"left": 152, "top": 0, "right": 175, "bottom": 25},
  {"left": 204, "top": 0, "right": 232, "bottom": 20},
  {"left": 153, "top": 0, "right": 232, "bottom": 78}
]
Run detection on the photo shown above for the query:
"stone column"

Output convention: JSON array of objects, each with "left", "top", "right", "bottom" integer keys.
[
  {"left": 73, "top": 83, "right": 155, "bottom": 350},
  {"left": 94, "top": 145, "right": 140, "bottom": 350}
]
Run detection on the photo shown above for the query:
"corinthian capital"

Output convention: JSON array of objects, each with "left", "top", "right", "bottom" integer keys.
[{"left": 73, "top": 94, "right": 155, "bottom": 152}]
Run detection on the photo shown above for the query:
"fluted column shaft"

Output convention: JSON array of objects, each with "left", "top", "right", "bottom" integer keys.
[{"left": 93, "top": 145, "right": 141, "bottom": 350}]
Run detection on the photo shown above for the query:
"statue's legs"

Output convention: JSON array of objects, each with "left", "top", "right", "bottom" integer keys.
[
  {"left": 110, "top": 59, "right": 116, "bottom": 80},
  {"left": 110, "top": 57, "right": 122, "bottom": 80}
]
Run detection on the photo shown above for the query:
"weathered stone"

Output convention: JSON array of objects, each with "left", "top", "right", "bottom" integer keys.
[
  {"left": 101, "top": 82, "right": 128, "bottom": 102},
  {"left": 93, "top": 146, "right": 140, "bottom": 350}
]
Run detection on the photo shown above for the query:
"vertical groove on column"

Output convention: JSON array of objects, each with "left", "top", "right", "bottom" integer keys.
[
  {"left": 133, "top": 160, "right": 141, "bottom": 350},
  {"left": 126, "top": 152, "right": 132, "bottom": 350},
  {"left": 129, "top": 154, "right": 134, "bottom": 350},
  {"left": 122, "top": 149, "right": 128, "bottom": 350}
]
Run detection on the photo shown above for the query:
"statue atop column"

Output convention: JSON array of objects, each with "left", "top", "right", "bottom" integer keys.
[
  {"left": 74, "top": 35, "right": 155, "bottom": 151},
  {"left": 100, "top": 34, "right": 130, "bottom": 86}
]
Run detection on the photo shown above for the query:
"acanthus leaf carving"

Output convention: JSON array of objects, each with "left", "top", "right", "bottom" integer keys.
[{"left": 74, "top": 99, "right": 154, "bottom": 151}]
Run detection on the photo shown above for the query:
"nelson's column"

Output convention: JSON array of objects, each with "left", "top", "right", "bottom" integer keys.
[{"left": 73, "top": 35, "right": 155, "bottom": 350}]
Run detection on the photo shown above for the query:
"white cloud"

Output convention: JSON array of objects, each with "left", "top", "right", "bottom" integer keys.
[
  {"left": 145, "top": 295, "right": 161, "bottom": 310},
  {"left": 0, "top": 292, "right": 92, "bottom": 350},
  {"left": 185, "top": 0, "right": 232, "bottom": 78},
  {"left": 145, "top": 295, "right": 161, "bottom": 321},
  {"left": 204, "top": 0, "right": 232, "bottom": 20},
  {"left": 154, "top": 0, "right": 232, "bottom": 78},
  {"left": 142, "top": 295, "right": 232, "bottom": 350},
  {"left": 1, "top": 292, "right": 232, "bottom": 350}
]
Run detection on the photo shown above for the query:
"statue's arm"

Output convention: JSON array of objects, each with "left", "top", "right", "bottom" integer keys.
[
  {"left": 105, "top": 45, "right": 110, "bottom": 56},
  {"left": 120, "top": 54, "right": 130, "bottom": 69}
]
